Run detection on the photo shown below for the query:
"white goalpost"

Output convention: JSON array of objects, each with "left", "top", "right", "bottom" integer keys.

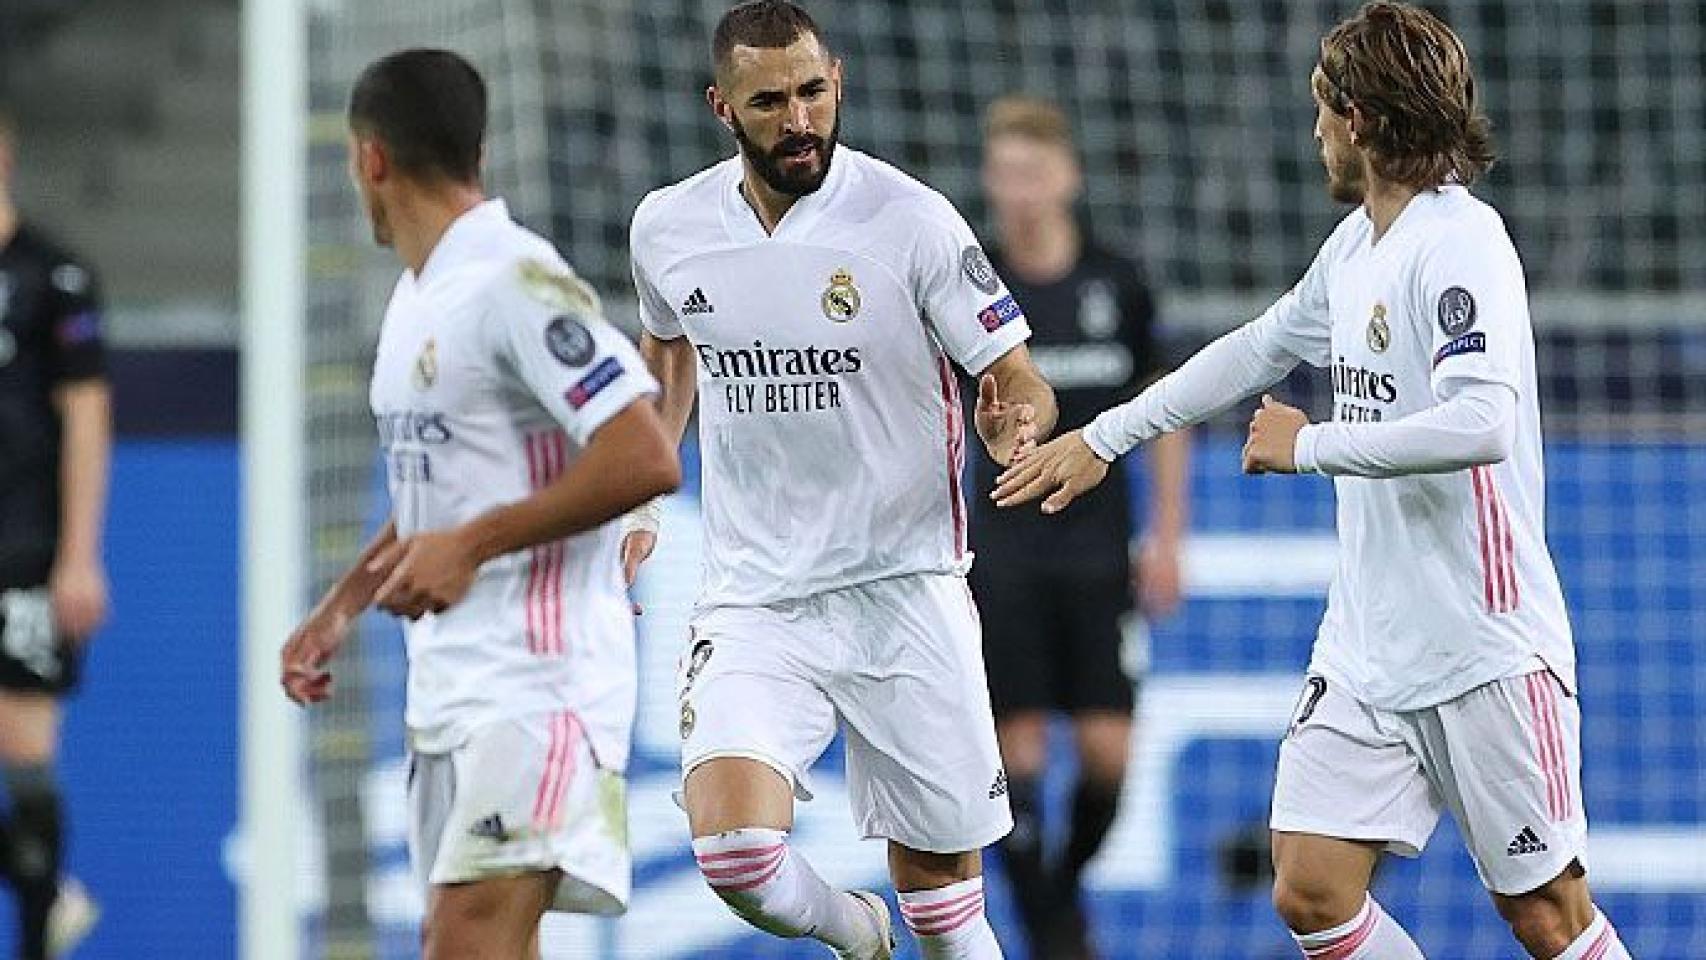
[{"left": 239, "top": 0, "right": 307, "bottom": 958}]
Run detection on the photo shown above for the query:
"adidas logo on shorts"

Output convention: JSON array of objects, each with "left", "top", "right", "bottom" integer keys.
[
  {"left": 468, "top": 814, "right": 509, "bottom": 842},
  {"left": 988, "top": 769, "right": 1008, "bottom": 800},
  {"left": 682, "top": 288, "right": 714, "bottom": 317},
  {"left": 1506, "top": 825, "right": 1548, "bottom": 856}
]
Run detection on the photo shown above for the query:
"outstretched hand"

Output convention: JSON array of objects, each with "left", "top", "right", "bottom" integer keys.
[
  {"left": 990, "top": 429, "right": 1111, "bottom": 515},
  {"left": 973, "top": 374, "right": 1038, "bottom": 467}
]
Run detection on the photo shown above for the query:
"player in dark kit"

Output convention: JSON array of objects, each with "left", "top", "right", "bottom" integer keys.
[
  {"left": 967, "top": 97, "right": 1190, "bottom": 960},
  {"left": 0, "top": 108, "right": 107, "bottom": 958}
]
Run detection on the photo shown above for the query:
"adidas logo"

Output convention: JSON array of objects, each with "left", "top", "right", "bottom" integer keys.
[
  {"left": 988, "top": 769, "right": 1008, "bottom": 800},
  {"left": 1506, "top": 825, "right": 1548, "bottom": 856},
  {"left": 681, "top": 288, "right": 714, "bottom": 316},
  {"left": 468, "top": 814, "right": 509, "bottom": 842}
]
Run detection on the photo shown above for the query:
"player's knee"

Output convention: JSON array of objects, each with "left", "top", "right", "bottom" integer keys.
[
  {"left": 1495, "top": 891, "right": 1579, "bottom": 956},
  {"left": 4, "top": 763, "right": 62, "bottom": 887},
  {"left": 1271, "top": 873, "right": 1361, "bottom": 935}
]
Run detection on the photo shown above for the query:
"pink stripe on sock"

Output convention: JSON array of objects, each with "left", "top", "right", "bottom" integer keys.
[
  {"left": 1302, "top": 905, "right": 1378, "bottom": 960},
  {"left": 694, "top": 843, "right": 784, "bottom": 866},
  {"left": 715, "top": 852, "right": 787, "bottom": 893},
  {"left": 899, "top": 887, "right": 984, "bottom": 920},
  {"left": 904, "top": 896, "right": 985, "bottom": 936},
  {"left": 699, "top": 847, "right": 786, "bottom": 883}
]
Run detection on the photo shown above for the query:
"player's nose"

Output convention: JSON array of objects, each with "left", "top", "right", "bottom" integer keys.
[{"left": 784, "top": 97, "right": 812, "bottom": 133}]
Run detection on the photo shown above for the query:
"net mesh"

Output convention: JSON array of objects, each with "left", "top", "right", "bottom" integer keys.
[{"left": 299, "top": 1, "right": 1706, "bottom": 957}]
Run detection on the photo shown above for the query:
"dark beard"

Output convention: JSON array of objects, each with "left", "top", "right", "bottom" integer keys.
[
  {"left": 731, "top": 114, "right": 840, "bottom": 198},
  {"left": 1326, "top": 153, "right": 1365, "bottom": 204}
]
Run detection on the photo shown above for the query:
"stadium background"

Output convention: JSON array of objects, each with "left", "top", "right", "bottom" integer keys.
[{"left": 1, "top": 0, "right": 1702, "bottom": 957}]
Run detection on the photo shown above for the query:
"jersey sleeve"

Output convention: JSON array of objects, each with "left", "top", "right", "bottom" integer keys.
[
  {"left": 45, "top": 259, "right": 106, "bottom": 384},
  {"left": 909, "top": 194, "right": 1031, "bottom": 376},
  {"left": 1416, "top": 229, "right": 1526, "bottom": 394},
  {"left": 491, "top": 266, "right": 659, "bottom": 447},
  {"left": 629, "top": 194, "right": 685, "bottom": 340}
]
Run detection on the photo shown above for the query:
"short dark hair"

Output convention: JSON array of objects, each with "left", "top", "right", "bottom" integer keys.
[
  {"left": 348, "top": 49, "right": 486, "bottom": 184},
  {"left": 711, "top": 1, "right": 827, "bottom": 78},
  {"left": 1318, "top": 1, "right": 1495, "bottom": 188}
]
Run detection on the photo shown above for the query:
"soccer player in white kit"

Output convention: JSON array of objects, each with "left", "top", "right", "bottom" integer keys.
[
  {"left": 995, "top": 4, "right": 1633, "bottom": 959},
  {"left": 620, "top": 4, "right": 1056, "bottom": 958},
  {"left": 279, "top": 50, "right": 681, "bottom": 959}
]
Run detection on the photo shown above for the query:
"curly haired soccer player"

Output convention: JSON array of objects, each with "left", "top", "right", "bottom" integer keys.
[{"left": 996, "top": 4, "right": 1633, "bottom": 958}]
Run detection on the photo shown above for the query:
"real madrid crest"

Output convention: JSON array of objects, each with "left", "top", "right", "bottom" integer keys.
[
  {"left": 821, "top": 267, "right": 861, "bottom": 323},
  {"left": 679, "top": 700, "right": 696, "bottom": 740},
  {"left": 413, "top": 337, "right": 438, "bottom": 390},
  {"left": 1367, "top": 303, "right": 1391, "bottom": 354}
]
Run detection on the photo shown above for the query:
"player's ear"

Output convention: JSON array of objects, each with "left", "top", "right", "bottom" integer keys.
[
  {"left": 830, "top": 57, "right": 844, "bottom": 101},
  {"left": 706, "top": 85, "right": 735, "bottom": 132}
]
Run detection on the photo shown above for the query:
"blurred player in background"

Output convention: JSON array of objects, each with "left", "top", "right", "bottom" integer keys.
[
  {"left": 0, "top": 106, "right": 105, "bottom": 959},
  {"left": 279, "top": 50, "right": 680, "bottom": 959},
  {"left": 996, "top": 3, "right": 1633, "bottom": 958},
  {"left": 969, "top": 95, "right": 1189, "bottom": 960},
  {"left": 621, "top": 3, "right": 1055, "bottom": 957}
]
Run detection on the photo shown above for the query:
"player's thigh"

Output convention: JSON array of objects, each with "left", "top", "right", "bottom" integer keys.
[
  {"left": 0, "top": 585, "right": 78, "bottom": 762},
  {"left": 411, "top": 713, "right": 628, "bottom": 916},
  {"left": 968, "top": 562, "right": 1060, "bottom": 719},
  {"left": 831, "top": 575, "right": 1012, "bottom": 854},
  {"left": 423, "top": 872, "right": 558, "bottom": 960},
  {"left": 0, "top": 689, "right": 60, "bottom": 763},
  {"left": 1270, "top": 675, "right": 1441, "bottom": 860},
  {"left": 1420, "top": 668, "right": 1588, "bottom": 897},
  {"left": 677, "top": 605, "right": 837, "bottom": 826}
]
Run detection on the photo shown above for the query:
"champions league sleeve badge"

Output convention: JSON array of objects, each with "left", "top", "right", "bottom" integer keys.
[
  {"left": 1367, "top": 303, "right": 1391, "bottom": 353},
  {"left": 961, "top": 245, "right": 1000, "bottom": 295},
  {"left": 821, "top": 267, "right": 862, "bottom": 323},
  {"left": 1437, "top": 286, "right": 1477, "bottom": 337},
  {"left": 545, "top": 313, "right": 597, "bottom": 367}
]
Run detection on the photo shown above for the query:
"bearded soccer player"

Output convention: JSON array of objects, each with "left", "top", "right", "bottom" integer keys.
[
  {"left": 996, "top": 4, "right": 1632, "bottom": 959},
  {"left": 279, "top": 50, "right": 680, "bottom": 959},
  {"left": 620, "top": 3, "right": 1055, "bottom": 958}
]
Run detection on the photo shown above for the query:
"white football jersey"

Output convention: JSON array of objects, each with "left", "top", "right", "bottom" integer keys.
[
  {"left": 370, "top": 199, "right": 657, "bottom": 764},
  {"left": 1253, "top": 186, "right": 1575, "bottom": 711},
  {"left": 630, "top": 148, "right": 1031, "bottom": 608}
]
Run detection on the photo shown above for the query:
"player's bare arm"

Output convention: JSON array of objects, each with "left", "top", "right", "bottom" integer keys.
[
  {"left": 376, "top": 399, "right": 681, "bottom": 619},
  {"left": 1242, "top": 394, "right": 1308, "bottom": 474},
  {"left": 619, "top": 331, "right": 699, "bottom": 586},
  {"left": 974, "top": 345, "right": 1056, "bottom": 467},
  {"left": 49, "top": 379, "right": 111, "bottom": 640},
  {"left": 1138, "top": 429, "right": 1190, "bottom": 616},
  {"left": 281, "top": 518, "right": 399, "bottom": 705}
]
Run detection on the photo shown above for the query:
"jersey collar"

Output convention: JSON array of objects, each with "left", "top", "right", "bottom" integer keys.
[
  {"left": 414, "top": 198, "right": 511, "bottom": 285},
  {"left": 720, "top": 146, "right": 851, "bottom": 245}
]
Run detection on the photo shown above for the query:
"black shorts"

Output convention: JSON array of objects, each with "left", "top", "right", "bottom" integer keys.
[
  {"left": 0, "top": 587, "right": 83, "bottom": 695},
  {"left": 970, "top": 564, "right": 1136, "bottom": 717}
]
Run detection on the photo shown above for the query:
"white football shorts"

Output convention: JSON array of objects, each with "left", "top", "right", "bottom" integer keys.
[
  {"left": 1271, "top": 668, "right": 1587, "bottom": 895},
  {"left": 677, "top": 572, "right": 1013, "bottom": 854},
  {"left": 409, "top": 709, "right": 630, "bottom": 914}
]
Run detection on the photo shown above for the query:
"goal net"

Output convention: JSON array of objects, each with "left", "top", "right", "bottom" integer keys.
[{"left": 295, "top": 1, "right": 1706, "bottom": 957}]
